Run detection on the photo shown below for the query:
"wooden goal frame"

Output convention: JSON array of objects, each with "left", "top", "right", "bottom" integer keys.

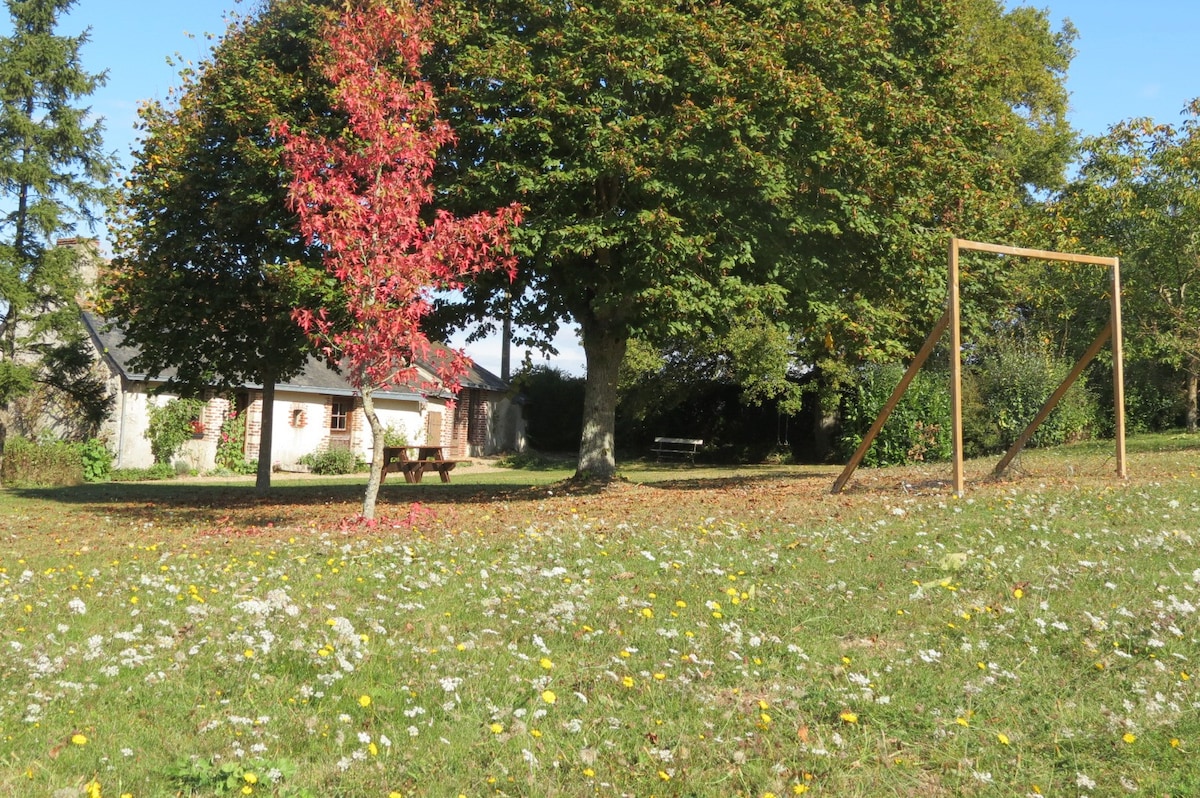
[{"left": 832, "top": 238, "right": 1126, "bottom": 496}]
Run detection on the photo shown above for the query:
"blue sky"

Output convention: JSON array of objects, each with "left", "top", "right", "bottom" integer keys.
[{"left": 49, "top": 1, "right": 1200, "bottom": 375}]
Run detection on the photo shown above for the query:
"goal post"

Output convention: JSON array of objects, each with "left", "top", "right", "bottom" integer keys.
[{"left": 831, "top": 237, "right": 1126, "bottom": 496}]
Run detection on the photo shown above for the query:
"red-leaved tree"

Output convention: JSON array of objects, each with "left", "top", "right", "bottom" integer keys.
[{"left": 278, "top": 0, "right": 521, "bottom": 519}]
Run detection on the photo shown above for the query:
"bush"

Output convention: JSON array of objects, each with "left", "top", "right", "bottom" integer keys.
[
  {"left": 838, "top": 364, "right": 952, "bottom": 467},
  {"left": 147, "top": 397, "right": 206, "bottom": 464},
  {"left": 965, "top": 336, "right": 1097, "bottom": 454},
  {"left": 0, "top": 437, "right": 85, "bottom": 487},
  {"left": 110, "top": 463, "right": 178, "bottom": 482},
  {"left": 514, "top": 366, "right": 585, "bottom": 452},
  {"left": 215, "top": 406, "right": 255, "bottom": 473},
  {"left": 382, "top": 424, "right": 409, "bottom": 448},
  {"left": 79, "top": 438, "right": 113, "bottom": 482},
  {"left": 298, "top": 448, "right": 363, "bottom": 475}
]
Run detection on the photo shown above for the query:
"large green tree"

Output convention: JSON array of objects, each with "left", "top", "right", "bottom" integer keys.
[
  {"left": 0, "top": 0, "right": 113, "bottom": 445},
  {"left": 425, "top": 0, "right": 1074, "bottom": 478},
  {"left": 1053, "top": 107, "right": 1200, "bottom": 432},
  {"left": 104, "top": 0, "right": 339, "bottom": 489}
]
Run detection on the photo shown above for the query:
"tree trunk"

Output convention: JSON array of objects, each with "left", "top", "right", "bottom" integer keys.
[
  {"left": 361, "top": 388, "right": 386, "bottom": 520},
  {"left": 255, "top": 374, "right": 276, "bottom": 493},
  {"left": 575, "top": 324, "right": 627, "bottom": 481},
  {"left": 1187, "top": 358, "right": 1198, "bottom": 434}
]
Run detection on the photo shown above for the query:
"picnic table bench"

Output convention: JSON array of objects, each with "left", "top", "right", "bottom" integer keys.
[
  {"left": 381, "top": 445, "right": 459, "bottom": 484},
  {"left": 651, "top": 436, "right": 703, "bottom": 462}
]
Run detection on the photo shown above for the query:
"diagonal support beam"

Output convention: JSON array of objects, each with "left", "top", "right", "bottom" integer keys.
[
  {"left": 991, "top": 320, "right": 1112, "bottom": 479},
  {"left": 831, "top": 309, "right": 951, "bottom": 494}
]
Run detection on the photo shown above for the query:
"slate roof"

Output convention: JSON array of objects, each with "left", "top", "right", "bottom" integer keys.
[{"left": 82, "top": 312, "right": 509, "bottom": 399}]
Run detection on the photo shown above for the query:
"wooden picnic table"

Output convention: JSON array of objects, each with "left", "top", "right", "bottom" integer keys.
[{"left": 381, "top": 446, "right": 459, "bottom": 484}]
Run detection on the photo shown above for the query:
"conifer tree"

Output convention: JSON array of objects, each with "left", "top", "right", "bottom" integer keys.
[{"left": 0, "top": 0, "right": 113, "bottom": 447}]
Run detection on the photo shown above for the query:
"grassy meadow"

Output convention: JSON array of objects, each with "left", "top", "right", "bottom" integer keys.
[{"left": 1, "top": 434, "right": 1199, "bottom": 797}]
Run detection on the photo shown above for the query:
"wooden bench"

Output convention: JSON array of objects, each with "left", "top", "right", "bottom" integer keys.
[
  {"left": 381, "top": 446, "right": 459, "bottom": 484},
  {"left": 651, "top": 436, "right": 703, "bottom": 462}
]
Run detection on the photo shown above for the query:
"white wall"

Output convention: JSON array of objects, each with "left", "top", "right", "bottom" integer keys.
[{"left": 268, "top": 391, "right": 332, "bottom": 467}]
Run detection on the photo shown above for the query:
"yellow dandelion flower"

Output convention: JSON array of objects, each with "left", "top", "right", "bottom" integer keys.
[
  {"left": 489, "top": 722, "right": 504, "bottom": 734},
  {"left": 675, "top": 600, "right": 687, "bottom": 608},
  {"left": 1013, "top": 588, "right": 1024, "bottom": 599},
  {"left": 622, "top": 676, "right": 635, "bottom": 688},
  {"left": 71, "top": 733, "right": 88, "bottom": 745},
  {"left": 530, "top": 729, "right": 542, "bottom": 738},
  {"left": 653, "top": 672, "right": 666, "bottom": 680},
  {"left": 583, "top": 767, "right": 595, "bottom": 778},
  {"left": 243, "top": 773, "right": 258, "bottom": 785},
  {"left": 369, "top": 742, "right": 379, "bottom": 756},
  {"left": 389, "top": 793, "right": 404, "bottom": 798},
  {"left": 541, "top": 689, "right": 557, "bottom": 704},
  {"left": 241, "top": 786, "right": 252, "bottom": 796},
  {"left": 1123, "top": 733, "right": 1137, "bottom": 744},
  {"left": 793, "top": 785, "right": 810, "bottom": 795},
  {"left": 839, "top": 711, "right": 858, "bottom": 724},
  {"left": 1170, "top": 738, "right": 1181, "bottom": 748},
  {"left": 955, "top": 717, "right": 969, "bottom": 727},
  {"left": 657, "top": 770, "right": 671, "bottom": 781},
  {"left": 996, "top": 733, "right": 1010, "bottom": 745},
  {"left": 540, "top": 657, "right": 554, "bottom": 670},
  {"left": 358, "top": 695, "right": 372, "bottom": 708},
  {"left": 243, "top": 648, "right": 255, "bottom": 659}
]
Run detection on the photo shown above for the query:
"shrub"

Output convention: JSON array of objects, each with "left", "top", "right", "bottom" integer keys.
[
  {"left": 513, "top": 366, "right": 585, "bottom": 452},
  {"left": 146, "top": 397, "right": 206, "bottom": 464},
  {"left": 110, "top": 463, "right": 177, "bottom": 482},
  {"left": 838, "top": 364, "right": 952, "bottom": 467},
  {"left": 966, "top": 336, "right": 1097, "bottom": 454},
  {"left": 382, "top": 424, "right": 409, "bottom": 448},
  {"left": 298, "top": 448, "right": 362, "bottom": 475},
  {"left": 215, "top": 405, "right": 255, "bottom": 473},
  {"left": 79, "top": 438, "right": 113, "bottom": 482},
  {"left": 1, "top": 437, "right": 85, "bottom": 487}
]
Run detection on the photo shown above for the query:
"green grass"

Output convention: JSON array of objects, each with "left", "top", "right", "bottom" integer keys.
[{"left": 1, "top": 435, "right": 1199, "bottom": 796}]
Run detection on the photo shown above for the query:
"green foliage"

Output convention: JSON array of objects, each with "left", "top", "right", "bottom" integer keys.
[
  {"left": 426, "top": 0, "right": 1073, "bottom": 476},
  {"left": 1119, "top": 360, "right": 1185, "bottom": 435},
  {"left": 103, "top": 0, "right": 340, "bottom": 491},
  {"left": 495, "top": 450, "right": 571, "bottom": 470},
  {"left": 1052, "top": 107, "right": 1200, "bottom": 431},
  {"left": 381, "top": 424, "right": 409, "bottom": 448},
  {"left": 298, "top": 448, "right": 362, "bottom": 475},
  {"left": 78, "top": 438, "right": 112, "bottom": 482},
  {"left": 513, "top": 366, "right": 584, "bottom": 452},
  {"left": 146, "top": 397, "right": 205, "bottom": 465},
  {"left": 215, "top": 405, "right": 255, "bottom": 474},
  {"left": 0, "top": 1, "right": 113, "bottom": 419},
  {"left": 839, "top": 364, "right": 953, "bottom": 467},
  {"left": 109, "top": 463, "right": 177, "bottom": 482},
  {"left": 167, "top": 756, "right": 307, "bottom": 796},
  {"left": 966, "top": 334, "right": 1098, "bottom": 455},
  {"left": 0, "top": 436, "right": 83, "bottom": 487}
]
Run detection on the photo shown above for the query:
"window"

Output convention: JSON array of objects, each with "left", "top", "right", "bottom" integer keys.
[{"left": 331, "top": 401, "right": 349, "bottom": 431}]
